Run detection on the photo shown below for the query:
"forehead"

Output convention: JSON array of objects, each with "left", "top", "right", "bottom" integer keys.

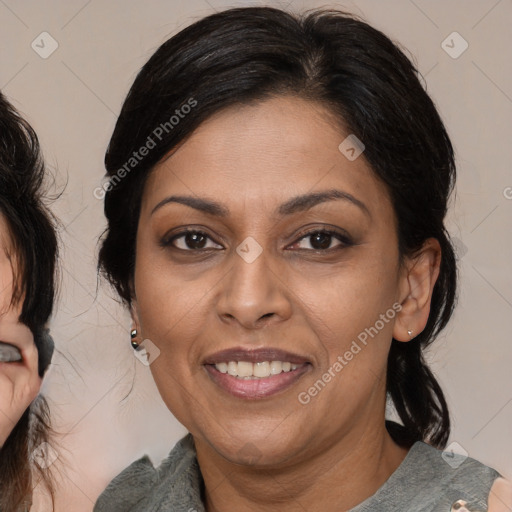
[{"left": 141, "top": 96, "right": 392, "bottom": 219}]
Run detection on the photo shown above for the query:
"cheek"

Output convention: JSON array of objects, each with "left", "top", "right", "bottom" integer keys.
[
  {"left": 133, "top": 248, "right": 215, "bottom": 371},
  {"left": 0, "top": 268, "right": 31, "bottom": 346},
  {"left": 0, "top": 263, "right": 16, "bottom": 319},
  {"left": 290, "top": 255, "right": 399, "bottom": 412},
  {"left": 295, "top": 281, "right": 396, "bottom": 422},
  {"left": 294, "top": 255, "right": 398, "bottom": 343},
  {"left": 0, "top": 262, "right": 12, "bottom": 302}
]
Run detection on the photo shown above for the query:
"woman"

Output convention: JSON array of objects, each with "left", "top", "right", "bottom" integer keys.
[
  {"left": 0, "top": 91, "right": 58, "bottom": 511},
  {"left": 95, "top": 7, "right": 511, "bottom": 511}
]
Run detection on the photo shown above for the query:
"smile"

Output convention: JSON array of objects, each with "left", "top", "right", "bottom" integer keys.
[
  {"left": 204, "top": 361, "right": 311, "bottom": 399},
  {"left": 215, "top": 360, "right": 299, "bottom": 378}
]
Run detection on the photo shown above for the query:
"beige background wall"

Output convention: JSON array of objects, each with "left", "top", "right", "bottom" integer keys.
[{"left": 1, "top": 0, "right": 511, "bottom": 510}]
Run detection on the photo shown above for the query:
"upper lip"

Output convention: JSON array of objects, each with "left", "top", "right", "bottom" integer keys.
[{"left": 203, "top": 347, "right": 311, "bottom": 365}]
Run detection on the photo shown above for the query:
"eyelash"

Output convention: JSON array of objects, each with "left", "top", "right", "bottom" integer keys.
[{"left": 160, "top": 228, "right": 354, "bottom": 254}]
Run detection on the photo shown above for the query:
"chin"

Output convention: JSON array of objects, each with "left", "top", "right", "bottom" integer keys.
[{"left": 207, "top": 429, "right": 304, "bottom": 468}]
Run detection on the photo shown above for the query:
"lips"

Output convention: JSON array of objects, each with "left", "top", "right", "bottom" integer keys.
[
  {"left": 203, "top": 347, "right": 310, "bottom": 366},
  {"left": 203, "top": 347, "right": 311, "bottom": 399}
]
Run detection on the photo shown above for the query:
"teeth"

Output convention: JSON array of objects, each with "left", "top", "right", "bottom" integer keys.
[
  {"left": 270, "top": 361, "right": 282, "bottom": 375},
  {"left": 214, "top": 360, "right": 302, "bottom": 378},
  {"left": 254, "top": 361, "right": 270, "bottom": 378},
  {"left": 237, "top": 361, "right": 253, "bottom": 377},
  {"left": 227, "top": 361, "right": 238, "bottom": 376},
  {"left": 216, "top": 362, "right": 228, "bottom": 373}
]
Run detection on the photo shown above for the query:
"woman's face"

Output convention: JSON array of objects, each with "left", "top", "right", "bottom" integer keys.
[{"left": 132, "top": 96, "right": 417, "bottom": 466}]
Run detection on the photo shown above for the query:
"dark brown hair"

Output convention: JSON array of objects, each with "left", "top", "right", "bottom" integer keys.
[{"left": 98, "top": 7, "right": 456, "bottom": 449}]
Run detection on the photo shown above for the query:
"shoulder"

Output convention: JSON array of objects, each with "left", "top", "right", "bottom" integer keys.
[
  {"left": 93, "top": 434, "right": 204, "bottom": 512},
  {"left": 413, "top": 441, "right": 501, "bottom": 490},
  {"left": 93, "top": 454, "right": 157, "bottom": 512},
  {"left": 352, "top": 441, "right": 502, "bottom": 512},
  {"left": 414, "top": 441, "right": 502, "bottom": 510}
]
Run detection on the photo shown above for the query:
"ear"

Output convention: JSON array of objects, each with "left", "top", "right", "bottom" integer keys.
[{"left": 393, "top": 238, "right": 441, "bottom": 342}]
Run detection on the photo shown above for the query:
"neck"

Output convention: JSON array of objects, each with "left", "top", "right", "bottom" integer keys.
[{"left": 195, "top": 421, "right": 409, "bottom": 512}]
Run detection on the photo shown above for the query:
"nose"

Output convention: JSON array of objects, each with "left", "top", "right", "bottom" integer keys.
[{"left": 215, "top": 244, "right": 292, "bottom": 330}]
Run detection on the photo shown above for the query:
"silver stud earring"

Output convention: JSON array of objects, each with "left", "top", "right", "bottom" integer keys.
[
  {"left": 407, "top": 329, "right": 413, "bottom": 338},
  {"left": 130, "top": 329, "right": 139, "bottom": 349}
]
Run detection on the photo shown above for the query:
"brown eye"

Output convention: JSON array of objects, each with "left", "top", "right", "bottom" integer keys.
[
  {"left": 309, "top": 232, "right": 334, "bottom": 250},
  {"left": 182, "top": 232, "right": 207, "bottom": 249},
  {"left": 290, "top": 229, "right": 353, "bottom": 252},
  {"left": 163, "top": 230, "right": 223, "bottom": 251}
]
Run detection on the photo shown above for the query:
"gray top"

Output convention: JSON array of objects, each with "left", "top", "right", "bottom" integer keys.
[{"left": 93, "top": 434, "right": 501, "bottom": 512}]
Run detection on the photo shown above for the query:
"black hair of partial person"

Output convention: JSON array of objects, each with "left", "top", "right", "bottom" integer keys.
[
  {"left": 98, "top": 7, "right": 457, "bottom": 449},
  {"left": 0, "top": 91, "right": 58, "bottom": 511}
]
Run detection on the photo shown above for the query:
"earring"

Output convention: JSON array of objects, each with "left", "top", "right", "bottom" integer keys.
[
  {"left": 130, "top": 329, "right": 139, "bottom": 349},
  {"left": 407, "top": 329, "right": 413, "bottom": 338}
]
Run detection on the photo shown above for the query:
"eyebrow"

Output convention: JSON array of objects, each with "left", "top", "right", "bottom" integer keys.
[{"left": 151, "top": 189, "right": 370, "bottom": 218}]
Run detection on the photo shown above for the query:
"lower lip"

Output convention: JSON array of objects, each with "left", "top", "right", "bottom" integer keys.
[{"left": 204, "top": 364, "right": 311, "bottom": 399}]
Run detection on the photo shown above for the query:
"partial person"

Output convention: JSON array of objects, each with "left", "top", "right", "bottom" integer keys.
[{"left": 0, "top": 91, "right": 58, "bottom": 511}]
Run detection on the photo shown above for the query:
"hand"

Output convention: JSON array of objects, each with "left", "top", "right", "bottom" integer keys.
[
  {"left": 0, "top": 323, "right": 42, "bottom": 447},
  {"left": 488, "top": 477, "right": 512, "bottom": 512}
]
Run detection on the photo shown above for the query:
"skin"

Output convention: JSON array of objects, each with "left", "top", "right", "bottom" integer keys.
[
  {"left": 129, "top": 95, "right": 501, "bottom": 510},
  {"left": 0, "top": 213, "right": 42, "bottom": 448},
  {"left": 488, "top": 478, "right": 512, "bottom": 511}
]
